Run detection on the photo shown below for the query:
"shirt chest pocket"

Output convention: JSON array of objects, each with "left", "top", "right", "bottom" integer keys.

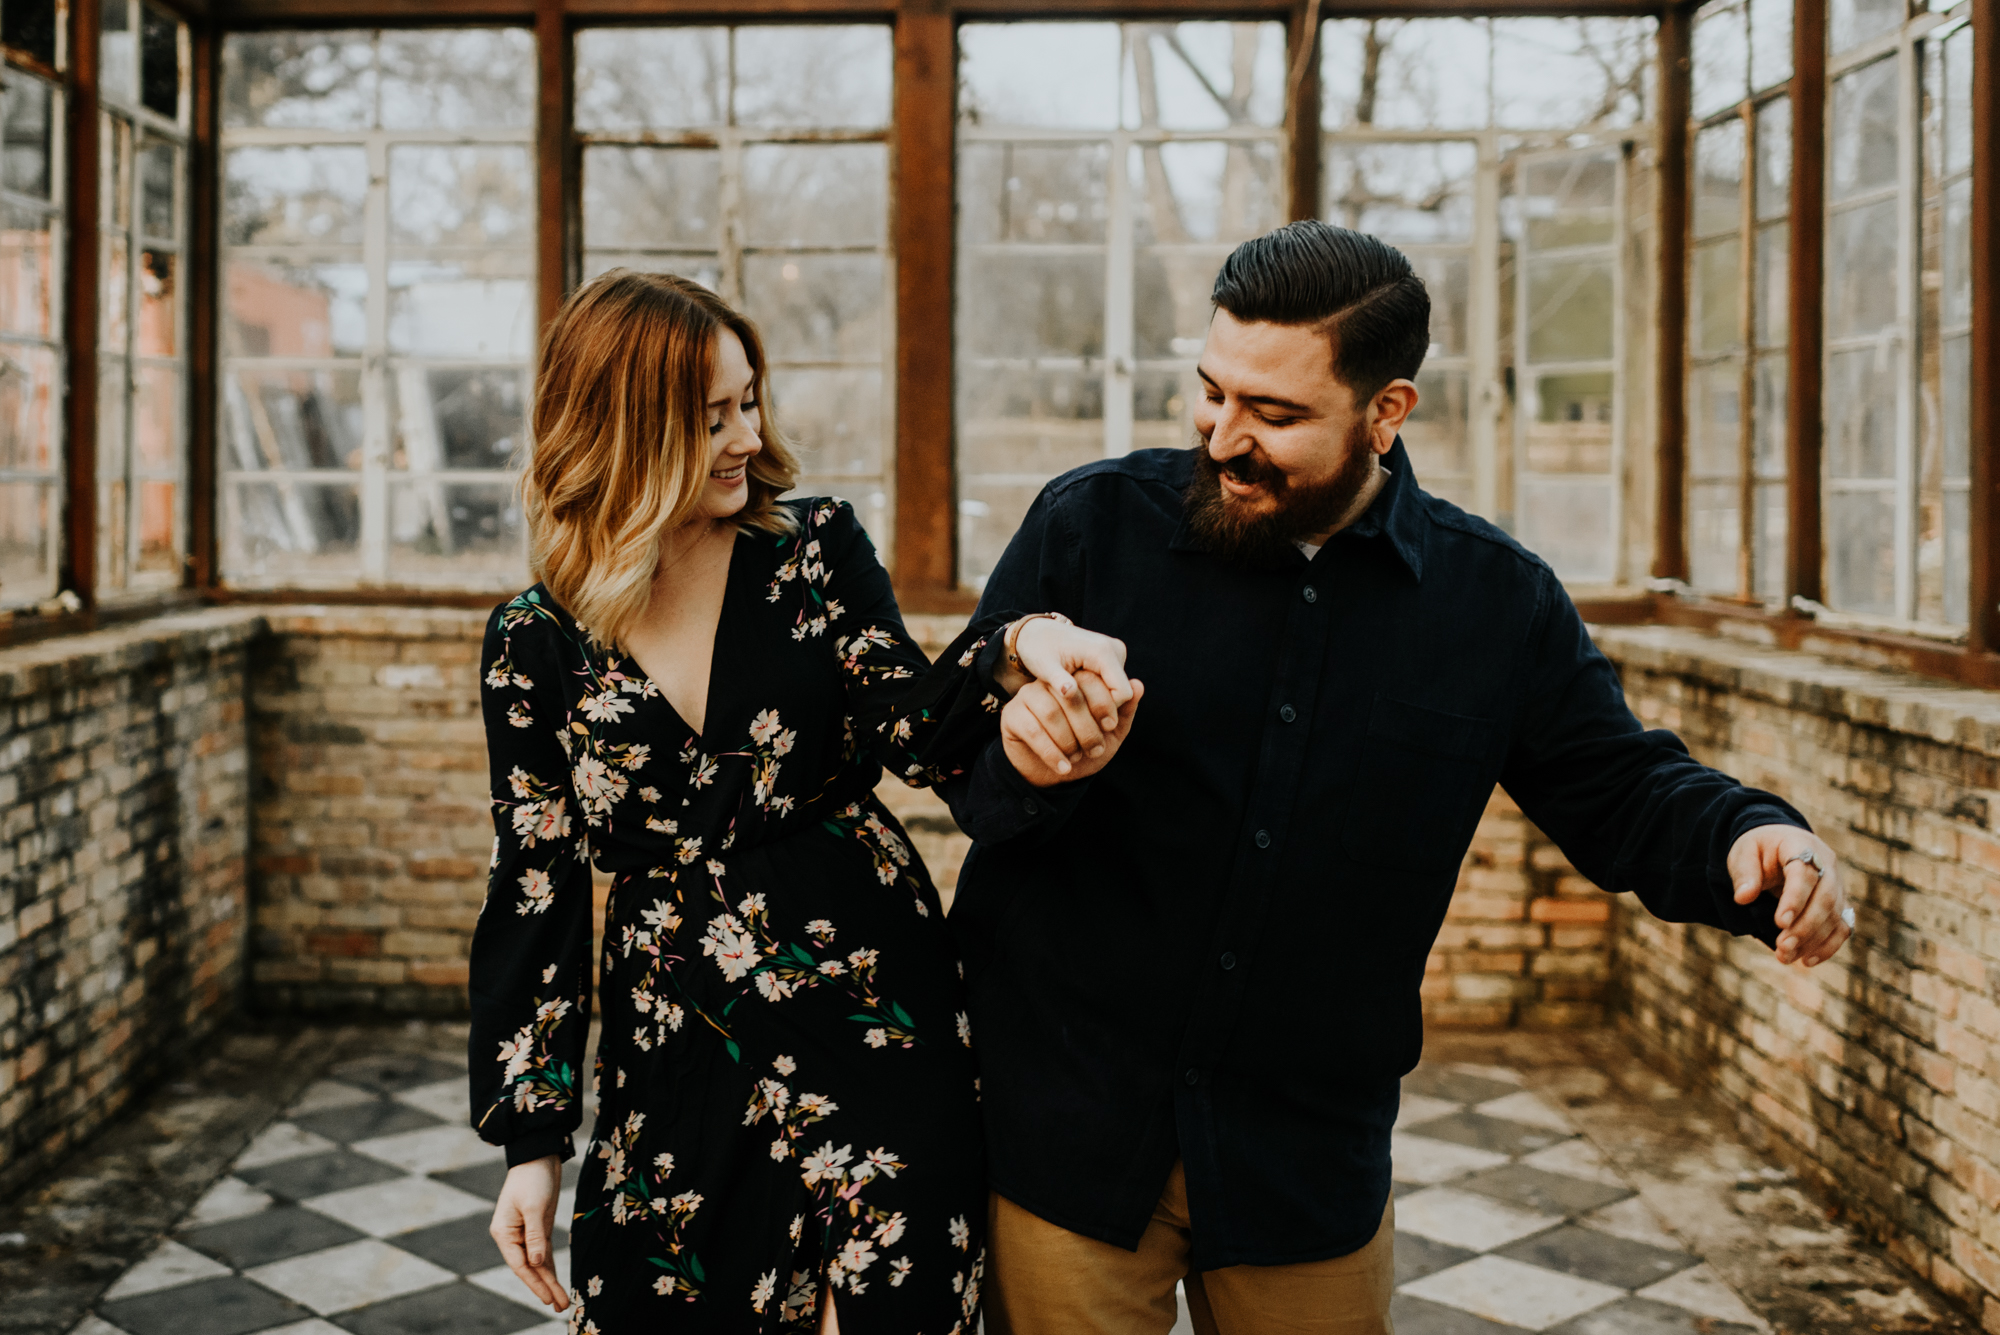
[{"left": 1339, "top": 696, "right": 1497, "bottom": 873}]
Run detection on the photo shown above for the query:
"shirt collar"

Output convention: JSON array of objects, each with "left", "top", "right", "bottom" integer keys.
[{"left": 1168, "top": 437, "right": 1427, "bottom": 582}]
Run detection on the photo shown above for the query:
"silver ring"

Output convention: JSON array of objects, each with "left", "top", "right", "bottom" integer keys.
[
  {"left": 1786, "top": 850, "right": 1822, "bottom": 874},
  {"left": 1841, "top": 905, "right": 1856, "bottom": 930}
]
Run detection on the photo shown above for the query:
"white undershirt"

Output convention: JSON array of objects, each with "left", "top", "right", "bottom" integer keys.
[{"left": 1296, "top": 540, "right": 1323, "bottom": 561}]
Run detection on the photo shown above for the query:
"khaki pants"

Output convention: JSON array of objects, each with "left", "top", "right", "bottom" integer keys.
[{"left": 983, "top": 1162, "right": 1395, "bottom": 1335}]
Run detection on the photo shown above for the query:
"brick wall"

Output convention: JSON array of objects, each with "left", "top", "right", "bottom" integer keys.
[
  {"left": 1597, "top": 623, "right": 2000, "bottom": 1333},
  {"left": 0, "top": 609, "right": 260, "bottom": 1195}
]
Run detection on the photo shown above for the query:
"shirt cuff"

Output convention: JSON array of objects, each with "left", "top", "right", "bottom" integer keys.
[
  {"left": 972, "top": 613, "right": 1022, "bottom": 699},
  {"left": 960, "top": 737, "right": 1092, "bottom": 844},
  {"left": 504, "top": 1128, "right": 575, "bottom": 1168}
]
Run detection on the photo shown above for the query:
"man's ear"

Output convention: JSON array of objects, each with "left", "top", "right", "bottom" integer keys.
[{"left": 1368, "top": 379, "right": 1420, "bottom": 453}]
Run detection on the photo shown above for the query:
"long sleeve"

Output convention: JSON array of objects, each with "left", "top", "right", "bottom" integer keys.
[
  {"left": 1499, "top": 571, "right": 1807, "bottom": 945},
  {"left": 467, "top": 595, "right": 595, "bottom": 1166},
  {"left": 809, "top": 498, "right": 1009, "bottom": 789},
  {"left": 936, "top": 484, "right": 1097, "bottom": 847}
]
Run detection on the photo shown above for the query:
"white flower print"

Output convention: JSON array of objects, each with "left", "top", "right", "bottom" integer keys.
[
  {"left": 949, "top": 1216, "right": 971, "bottom": 1251},
  {"left": 638, "top": 786, "right": 661, "bottom": 804},
  {"left": 580, "top": 689, "right": 635, "bottom": 723},
  {"left": 800, "top": 1141, "right": 853, "bottom": 1187},
  {"left": 506, "top": 701, "right": 532, "bottom": 728},
  {"left": 702, "top": 914, "right": 760, "bottom": 982},
  {"left": 773, "top": 1055, "right": 796, "bottom": 1075},
  {"left": 874, "top": 1212, "right": 907, "bottom": 1247},
  {"left": 864, "top": 1028, "right": 888, "bottom": 1048},
  {"left": 889, "top": 1256, "right": 913, "bottom": 1286},
  {"left": 573, "top": 754, "right": 627, "bottom": 815},
  {"left": 670, "top": 1191, "right": 703, "bottom": 1214},
  {"left": 517, "top": 868, "right": 555, "bottom": 915},
  {"left": 508, "top": 766, "right": 534, "bottom": 799},
  {"left": 839, "top": 1237, "right": 878, "bottom": 1276},
  {"left": 749, "top": 709, "right": 784, "bottom": 745},
  {"left": 622, "top": 744, "right": 650, "bottom": 770},
  {"left": 856, "top": 1148, "right": 904, "bottom": 1181},
  {"left": 956, "top": 1011, "right": 972, "bottom": 1046},
  {"left": 805, "top": 920, "right": 834, "bottom": 940},
  {"left": 645, "top": 815, "right": 678, "bottom": 835},
  {"left": 751, "top": 1270, "right": 777, "bottom": 1313},
  {"left": 789, "top": 1214, "right": 805, "bottom": 1244}
]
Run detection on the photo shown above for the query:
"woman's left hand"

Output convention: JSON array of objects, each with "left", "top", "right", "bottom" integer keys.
[{"left": 1006, "top": 618, "right": 1134, "bottom": 730}]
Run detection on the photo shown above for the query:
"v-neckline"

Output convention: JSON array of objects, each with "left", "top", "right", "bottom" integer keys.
[{"left": 624, "top": 527, "right": 742, "bottom": 752}]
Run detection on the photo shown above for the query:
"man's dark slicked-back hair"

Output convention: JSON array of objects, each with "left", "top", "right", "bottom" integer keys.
[{"left": 1210, "top": 220, "right": 1431, "bottom": 400}]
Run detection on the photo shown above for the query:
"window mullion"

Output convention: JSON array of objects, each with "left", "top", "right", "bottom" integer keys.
[
  {"left": 1103, "top": 128, "right": 1134, "bottom": 460},
  {"left": 361, "top": 132, "right": 389, "bottom": 584},
  {"left": 1470, "top": 131, "right": 1502, "bottom": 522},
  {"left": 1893, "top": 33, "right": 1921, "bottom": 621},
  {"left": 1739, "top": 101, "right": 1758, "bottom": 600}
]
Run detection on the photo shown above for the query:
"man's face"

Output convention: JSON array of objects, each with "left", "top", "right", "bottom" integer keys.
[{"left": 1185, "top": 309, "right": 1415, "bottom": 562}]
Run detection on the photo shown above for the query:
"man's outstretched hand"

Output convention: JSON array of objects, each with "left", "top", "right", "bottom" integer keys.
[
  {"left": 1728, "top": 826, "right": 1852, "bottom": 967},
  {"left": 1002, "top": 671, "right": 1144, "bottom": 788}
]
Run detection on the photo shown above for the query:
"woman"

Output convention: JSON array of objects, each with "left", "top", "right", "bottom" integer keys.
[{"left": 470, "top": 270, "right": 1134, "bottom": 1333}]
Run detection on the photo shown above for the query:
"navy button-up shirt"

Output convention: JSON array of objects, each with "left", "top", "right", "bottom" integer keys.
[{"left": 941, "top": 441, "right": 1805, "bottom": 1269}]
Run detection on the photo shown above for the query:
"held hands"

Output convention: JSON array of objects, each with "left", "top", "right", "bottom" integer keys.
[
  {"left": 998, "top": 616, "right": 1134, "bottom": 708},
  {"left": 1002, "top": 670, "right": 1145, "bottom": 788},
  {"left": 491, "top": 1156, "right": 568, "bottom": 1312},
  {"left": 1727, "top": 826, "right": 1853, "bottom": 968}
]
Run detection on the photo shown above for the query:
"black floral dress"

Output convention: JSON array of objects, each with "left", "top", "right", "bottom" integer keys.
[{"left": 468, "top": 499, "right": 1000, "bottom": 1334}]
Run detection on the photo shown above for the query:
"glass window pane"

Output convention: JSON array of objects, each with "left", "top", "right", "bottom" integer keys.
[
  {"left": 0, "top": 206, "right": 54, "bottom": 338},
  {"left": 1749, "top": 0, "right": 1794, "bottom": 93},
  {"left": 741, "top": 254, "right": 884, "bottom": 363},
  {"left": 388, "top": 479, "right": 523, "bottom": 583},
  {"left": 1825, "top": 345, "right": 1897, "bottom": 478},
  {"left": 1829, "top": 59, "right": 1898, "bottom": 203},
  {"left": 227, "top": 259, "right": 367, "bottom": 358},
  {"left": 1693, "top": 2, "right": 1749, "bottom": 121},
  {"left": 1126, "top": 23, "right": 1285, "bottom": 131},
  {"left": 388, "top": 145, "right": 533, "bottom": 249},
  {"left": 1753, "top": 221, "right": 1788, "bottom": 347},
  {"left": 1754, "top": 478, "right": 1786, "bottom": 602},
  {"left": 105, "top": 111, "right": 131, "bottom": 230},
  {"left": 377, "top": 28, "right": 533, "bottom": 132},
  {"left": 1524, "top": 259, "right": 1615, "bottom": 363},
  {"left": 1831, "top": 0, "right": 1904, "bottom": 54},
  {"left": 1693, "top": 119, "right": 1744, "bottom": 240},
  {"left": 1693, "top": 237, "right": 1743, "bottom": 355},
  {"left": 1942, "top": 24, "right": 1972, "bottom": 176},
  {"left": 225, "top": 479, "right": 361, "bottom": 580},
  {"left": 134, "top": 361, "right": 178, "bottom": 469},
  {"left": 574, "top": 27, "right": 727, "bottom": 132},
  {"left": 734, "top": 26, "right": 891, "bottom": 129},
  {"left": 135, "top": 478, "right": 177, "bottom": 578},
  {"left": 1942, "top": 176, "right": 1971, "bottom": 330},
  {"left": 1825, "top": 198, "right": 1898, "bottom": 337},
  {"left": 773, "top": 367, "right": 883, "bottom": 481},
  {"left": 104, "top": 234, "right": 128, "bottom": 346},
  {"left": 958, "top": 254, "right": 1106, "bottom": 361},
  {"left": 1827, "top": 490, "right": 1896, "bottom": 614},
  {"left": 138, "top": 247, "right": 176, "bottom": 356},
  {"left": 960, "top": 24, "right": 1121, "bottom": 129},
  {"left": 1135, "top": 250, "right": 1225, "bottom": 361},
  {"left": 1404, "top": 367, "right": 1472, "bottom": 483},
  {"left": 140, "top": 138, "right": 176, "bottom": 239},
  {"left": 1520, "top": 154, "right": 1618, "bottom": 249},
  {"left": 2, "top": 0, "right": 60, "bottom": 71},
  {"left": 1527, "top": 371, "right": 1614, "bottom": 473},
  {"left": 1133, "top": 366, "right": 1191, "bottom": 454},
  {"left": 386, "top": 257, "right": 533, "bottom": 359},
  {"left": 140, "top": 4, "right": 181, "bottom": 120},
  {"left": 1689, "top": 356, "right": 1743, "bottom": 477},
  {"left": 1517, "top": 479, "right": 1615, "bottom": 581},
  {"left": 1490, "top": 18, "right": 1655, "bottom": 129},
  {"left": 582, "top": 147, "right": 720, "bottom": 253},
  {"left": 0, "top": 479, "right": 53, "bottom": 606},
  {"left": 0, "top": 343, "right": 57, "bottom": 469},
  {"left": 1137, "top": 140, "right": 1282, "bottom": 246},
  {"left": 1755, "top": 96, "right": 1791, "bottom": 220},
  {"left": 1753, "top": 350, "right": 1787, "bottom": 474},
  {"left": 1410, "top": 252, "right": 1470, "bottom": 358},
  {"left": 1321, "top": 19, "right": 1490, "bottom": 131},
  {"left": 2, "top": 76, "right": 53, "bottom": 199},
  {"left": 391, "top": 366, "right": 523, "bottom": 472},
  {"left": 223, "top": 367, "right": 364, "bottom": 471},
  {"left": 101, "top": 0, "right": 134, "bottom": 105},
  {"left": 742, "top": 144, "right": 887, "bottom": 249},
  {"left": 1944, "top": 334, "right": 1970, "bottom": 479},
  {"left": 223, "top": 146, "right": 368, "bottom": 247},
  {"left": 1689, "top": 479, "right": 1743, "bottom": 594},
  {"left": 1325, "top": 140, "right": 1477, "bottom": 244},
  {"left": 958, "top": 143, "right": 1110, "bottom": 246},
  {"left": 223, "top": 31, "right": 377, "bottom": 131},
  {"left": 581, "top": 252, "right": 722, "bottom": 292}
]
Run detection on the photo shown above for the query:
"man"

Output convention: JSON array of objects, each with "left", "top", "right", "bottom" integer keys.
[{"left": 941, "top": 220, "right": 1852, "bottom": 1335}]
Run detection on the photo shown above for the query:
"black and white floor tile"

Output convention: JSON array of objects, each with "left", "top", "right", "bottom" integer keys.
[{"left": 68, "top": 1052, "right": 1766, "bottom": 1334}]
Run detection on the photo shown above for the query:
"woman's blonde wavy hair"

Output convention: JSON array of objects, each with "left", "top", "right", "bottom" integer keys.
[{"left": 523, "top": 269, "right": 799, "bottom": 646}]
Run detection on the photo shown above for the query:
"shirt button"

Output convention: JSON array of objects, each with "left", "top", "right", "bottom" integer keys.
[
  {"left": 1279, "top": 704, "right": 1297, "bottom": 723},
  {"left": 1220, "top": 951, "right": 1238, "bottom": 971},
  {"left": 1302, "top": 585, "right": 1318, "bottom": 603},
  {"left": 1254, "top": 829, "right": 1271, "bottom": 849},
  {"left": 1022, "top": 797, "right": 1039, "bottom": 816},
  {"left": 1184, "top": 1068, "right": 1201, "bottom": 1086}
]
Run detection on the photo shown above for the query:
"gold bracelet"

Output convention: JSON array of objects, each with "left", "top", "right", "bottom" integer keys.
[{"left": 1004, "top": 612, "right": 1071, "bottom": 680}]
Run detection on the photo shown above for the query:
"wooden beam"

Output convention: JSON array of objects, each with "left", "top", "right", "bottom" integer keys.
[
  {"left": 891, "top": 0, "right": 958, "bottom": 609},
  {"left": 1971, "top": 0, "right": 1999, "bottom": 649},
  {"left": 535, "top": 0, "right": 573, "bottom": 337},
  {"left": 188, "top": 23, "right": 220, "bottom": 590},
  {"left": 1286, "top": 0, "right": 1322, "bottom": 222},
  {"left": 1652, "top": 1, "right": 1690, "bottom": 582},
  {"left": 212, "top": 0, "right": 1667, "bottom": 23},
  {"left": 1786, "top": 0, "right": 1824, "bottom": 607},
  {"left": 63, "top": 0, "right": 101, "bottom": 606}
]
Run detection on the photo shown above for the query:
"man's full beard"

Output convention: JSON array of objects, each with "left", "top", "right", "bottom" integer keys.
[{"left": 1181, "top": 421, "right": 1379, "bottom": 570}]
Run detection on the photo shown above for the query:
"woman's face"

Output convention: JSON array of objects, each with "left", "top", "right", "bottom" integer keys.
[{"left": 697, "top": 327, "right": 763, "bottom": 521}]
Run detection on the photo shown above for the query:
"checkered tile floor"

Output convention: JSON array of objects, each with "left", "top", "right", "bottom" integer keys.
[{"left": 68, "top": 1054, "right": 1768, "bottom": 1334}]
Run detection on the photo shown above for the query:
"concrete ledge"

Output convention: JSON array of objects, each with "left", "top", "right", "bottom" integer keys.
[
  {"left": 0, "top": 607, "right": 268, "bottom": 702},
  {"left": 1591, "top": 623, "right": 2000, "bottom": 759}
]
